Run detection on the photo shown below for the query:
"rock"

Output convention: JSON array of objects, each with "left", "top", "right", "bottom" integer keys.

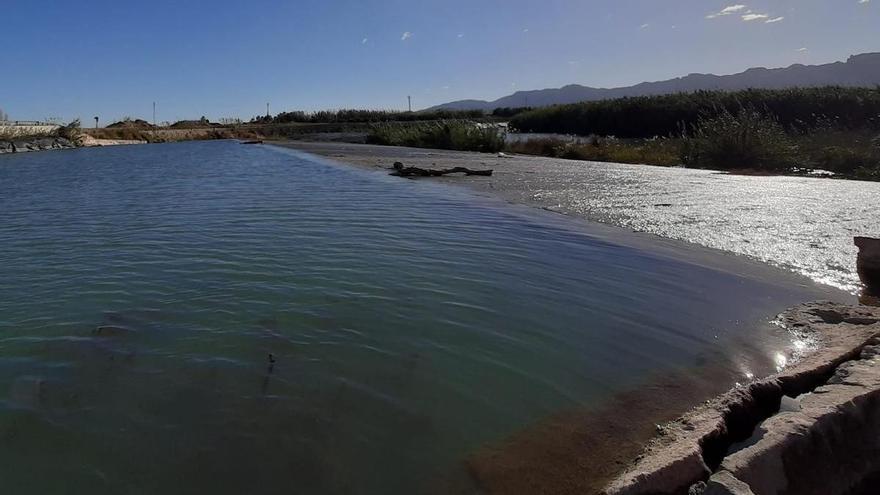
[
  {"left": 11, "top": 141, "right": 31, "bottom": 152},
  {"left": 721, "top": 357, "right": 880, "bottom": 495},
  {"left": 778, "top": 395, "right": 801, "bottom": 412},
  {"left": 604, "top": 302, "right": 880, "bottom": 495},
  {"left": 855, "top": 237, "right": 880, "bottom": 295},
  {"left": 861, "top": 345, "right": 880, "bottom": 360},
  {"left": 34, "top": 137, "right": 55, "bottom": 150},
  {"left": 704, "top": 471, "right": 755, "bottom": 495},
  {"left": 688, "top": 481, "right": 707, "bottom": 494}
]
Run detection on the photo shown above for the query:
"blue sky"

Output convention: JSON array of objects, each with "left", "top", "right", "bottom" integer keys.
[{"left": 2, "top": 0, "right": 878, "bottom": 123}]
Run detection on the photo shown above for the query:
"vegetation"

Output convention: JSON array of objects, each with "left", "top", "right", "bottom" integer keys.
[
  {"left": 507, "top": 136, "right": 681, "bottom": 167},
  {"left": 796, "top": 129, "right": 880, "bottom": 179},
  {"left": 680, "top": 108, "right": 797, "bottom": 171},
  {"left": 367, "top": 121, "right": 506, "bottom": 153},
  {"left": 56, "top": 119, "right": 83, "bottom": 144},
  {"left": 85, "top": 126, "right": 260, "bottom": 143},
  {"left": 491, "top": 107, "right": 533, "bottom": 118},
  {"left": 509, "top": 87, "right": 880, "bottom": 138},
  {"left": 253, "top": 108, "right": 485, "bottom": 125},
  {"left": 498, "top": 87, "right": 880, "bottom": 179}
]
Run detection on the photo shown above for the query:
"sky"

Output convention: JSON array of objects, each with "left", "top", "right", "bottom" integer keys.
[{"left": 2, "top": 0, "right": 878, "bottom": 123}]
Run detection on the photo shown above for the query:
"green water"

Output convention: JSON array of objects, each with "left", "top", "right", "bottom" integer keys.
[{"left": 0, "top": 141, "right": 844, "bottom": 494}]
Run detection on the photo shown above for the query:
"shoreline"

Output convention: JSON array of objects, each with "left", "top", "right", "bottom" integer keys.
[{"left": 267, "top": 140, "right": 877, "bottom": 294}]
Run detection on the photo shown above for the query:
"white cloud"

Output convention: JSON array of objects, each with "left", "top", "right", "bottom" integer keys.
[
  {"left": 361, "top": 37, "right": 368, "bottom": 44},
  {"left": 401, "top": 31, "right": 412, "bottom": 41},
  {"left": 797, "top": 47, "right": 809, "bottom": 52},
  {"left": 764, "top": 16, "right": 784, "bottom": 23},
  {"left": 742, "top": 13, "right": 769, "bottom": 21},
  {"left": 457, "top": 33, "right": 464, "bottom": 38},
  {"left": 523, "top": 28, "right": 529, "bottom": 33},
  {"left": 859, "top": 0, "right": 870, "bottom": 4},
  {"left": 707, "top": 4, "right": 747, "bottom": 18},
  {"left": 640, "top": 23, "right": 650, "bottom": 29}
]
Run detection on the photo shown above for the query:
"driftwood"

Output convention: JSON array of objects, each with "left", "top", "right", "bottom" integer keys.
[
  {"left": 241, "top": 140, "right": 263, "bottom": 145},
  {"left": 390, "top": 161, "right": 493, "bottom": 177}
]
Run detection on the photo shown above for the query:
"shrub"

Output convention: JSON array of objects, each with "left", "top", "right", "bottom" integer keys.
[
  {"left": 813, "top": 147, "right": 875, "bottom": 174},
  {"left": 509, "top": 87, "right": 880, "bottom": 138},
  {"left": 56, "top": 119, "right": 83, "bottom": 144},
  {"left": 367, "top": 121, "right": 506, "bottom": 153},
  {"left": 260, "top": 108, "right": 486, "bottom": 125},
  {"left": 506, "top": 136, "right": 681, "bottom": 166},
  {"left": 680, "top": 108, "right": 798, "bottom": 171}
]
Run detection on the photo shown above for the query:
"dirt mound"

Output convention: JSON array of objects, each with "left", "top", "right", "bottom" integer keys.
[{"left": 107, "top": 119, "right": 155, "bottom": 129}]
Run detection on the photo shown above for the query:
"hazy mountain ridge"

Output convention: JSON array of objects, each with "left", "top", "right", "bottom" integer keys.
[{"left": 428, "top": 53, "right": 880, "bottom": 111}]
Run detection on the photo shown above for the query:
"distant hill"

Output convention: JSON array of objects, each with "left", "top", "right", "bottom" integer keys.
[{"left": 428, "top": 53, "right": 880, "bottom": 111}]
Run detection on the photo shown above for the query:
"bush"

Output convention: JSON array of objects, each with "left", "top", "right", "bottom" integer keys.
[
  {"left": 680, "top": 109, "right": 797, "bottom": 171},
  {"left": 507, "top": 136, "right": 681, "bottom": 166},
  {"left": 813, "top": 147, "right": 875, "bottom": 174},
  {"left": 260, "top": 108, "right": 486, "bottom": 125},
  {"left": 509, "top": 87, "right": 880, "bottom": 138},
  {"left": 367, "top": 121, "right": 506, "bottom": 153},
  {"left": 56, "top": 119, "right": 82, "bottom": 144}
]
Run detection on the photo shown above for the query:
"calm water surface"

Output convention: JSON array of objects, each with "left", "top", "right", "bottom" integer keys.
[{"left": 0, "top": 142, "right": 846, "bottom": 494}]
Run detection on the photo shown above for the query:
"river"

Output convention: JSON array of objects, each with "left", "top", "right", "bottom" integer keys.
[{"left": 0, "top": 141, "right": 849, "bottom": 494}]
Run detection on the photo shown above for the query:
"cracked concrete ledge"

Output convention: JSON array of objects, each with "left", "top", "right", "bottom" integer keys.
[{"left": 603, "top": 301, "right": 880, "bottom": 495}]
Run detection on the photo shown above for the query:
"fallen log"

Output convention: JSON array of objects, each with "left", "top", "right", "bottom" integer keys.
[
  {"left": 390, "top": 161, "right": 493, "bottom": 177},
  {"left": 241, "top": 140, "right": 263, "bottom": 145}
]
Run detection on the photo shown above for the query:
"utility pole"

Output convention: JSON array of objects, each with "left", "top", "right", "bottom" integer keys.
[
  {"left": 407, "top": 96, "right": 412, "bottom": 112},
  {"left": 266, "top": 103, "right": 270, "bottom": 119},
  {"left": 153, "top": 102, "right": 156, "bottom": 126}
]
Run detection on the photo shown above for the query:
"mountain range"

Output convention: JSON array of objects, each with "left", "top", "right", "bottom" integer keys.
[{"left": 428, "top": 52, "right": 880, "bottom": 111}]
